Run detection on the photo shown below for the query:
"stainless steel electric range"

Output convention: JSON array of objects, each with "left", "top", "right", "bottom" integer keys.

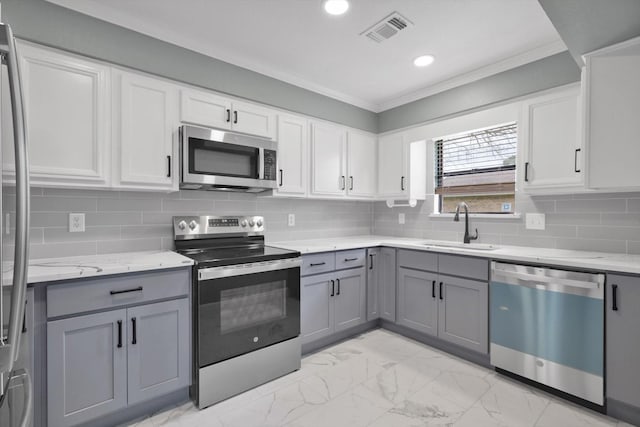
[{"left": 173, "top": 215, "right": 302, "bottom": 409}]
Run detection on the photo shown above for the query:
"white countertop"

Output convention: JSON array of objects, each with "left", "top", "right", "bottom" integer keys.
[
  {"left": 2, "top": 250, "right": 194, "bottom": 286},
  {"left": 270, "top": 235, "right": 640, "bottom": 275}
]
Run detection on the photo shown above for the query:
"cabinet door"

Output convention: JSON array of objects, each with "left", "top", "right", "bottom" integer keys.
[
  {"left": 47, "top": 309, "right": 127, "bottom": 427},
  {"left": 275, "top": 114, "right": 308, "bottom": 196},
  {"left": 521, "top": 87, "right": 583, "bottom": 192},
  {"left": 179, "top": 89, "right": 232, "bottom": 130},
  {"left": 114, "top": 70, "right": 177, "bottom": 191},
  {"left": 301, "top": 272, "right": 335, "bottom": 344},
  {"left": 310, "top": 122, "right": 347, "bottom": 197},
  {"left": 2, "top": 42, "right": 110, "bottom": 187},
  {"left": 377, "top": 133, "right": 407, "bottom": 197},
  {"left": 437, "top": 275, "right": 488, "bottom": 353},
  {"left": 397, "top": 267, "right": 438, "bottom": 335},
  {"left": 232, "top": 100, "right": 276, "bottom": 139},
  {"left": 334, "top": 268, "right": 366, "bottom": 333},
  {"left": 379, "top": 247, "right": 397, "bottom": 322},
  {"left": 366, "top": 248, "right": 380, "bottom": 321},
  {"left": 127, "top": 298, "right": 190, "bottom": 405},
  {"left": 606, "top": 275, "right": 640, "bottom": 408},
  {"left": 347, "top": 131, "right": 377, "bottom": 197}
]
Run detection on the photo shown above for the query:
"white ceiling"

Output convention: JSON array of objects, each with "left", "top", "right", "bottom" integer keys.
[{"left": 46, "top": 0, "right": 566, "bottom": 112}]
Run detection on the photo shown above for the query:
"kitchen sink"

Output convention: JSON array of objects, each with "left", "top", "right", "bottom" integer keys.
[{"left": 421, "top": 241, "right": 500, "bottom": 251}]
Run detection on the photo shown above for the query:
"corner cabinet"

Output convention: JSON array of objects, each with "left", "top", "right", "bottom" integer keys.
[
  {"left": 519, "top": 84, "right": 584, "bottom": 194},
  {"left": 377, "top": 132, "right": 427, "bottom": 200},
  {"left": 584, "top": 36, "right": 640, "bottom": 191},
  {"left": 46, "top": 269, "right": 191, "bottom": 427},
  {"left": 367, "top": 247, "right": 397, "bottom": 322},
  {"left": 2, "top": 41, "right": 111, "bottom": 187},
  {"left": 112, "top": 70, "right": 179, "bottom": 191}
]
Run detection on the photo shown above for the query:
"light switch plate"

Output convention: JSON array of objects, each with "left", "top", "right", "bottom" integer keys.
[
  {"left": 525, "top": 213, "right": 545, "bottom": 230},
  {"left": 399, "top": 213, "right": 405, "bottom": 225},
  {"left": 69, "top": 213, "right": 85, "bottom": 232}
]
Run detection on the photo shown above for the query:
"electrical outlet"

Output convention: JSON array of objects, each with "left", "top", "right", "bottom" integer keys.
[
  {"left": 525, "top": 213, "right": 545, "bottom": 230},
  {"left": 69, "top": 213, "right": 85, "bottom": 232},
  {"left": 288, "top": 213, "right": 295, "bottom": 227},
  {"left": 398, "top": 213, "right": 405, "bottom": 225}
]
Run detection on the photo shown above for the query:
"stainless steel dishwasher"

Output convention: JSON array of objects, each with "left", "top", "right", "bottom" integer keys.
[{"left": 490, "top": 261, "right": 605, "bottom": 405}]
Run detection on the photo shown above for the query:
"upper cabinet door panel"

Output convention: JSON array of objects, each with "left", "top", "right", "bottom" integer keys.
[
  {"left": 3, "top": 42, "right": 110, "bottom": 186},
  {"left": 310, "top": 121, "right": 346, "bottom": 196},
  {"left": 180, "top": 89, "right": 231, "bottom": 130},
  {"left": 378, "top": 132, "right": 406, "bottom": 197},
  {"left": 347, "top": 131, "right": 377, "bottom": 197},
  {"left": 275, "top": 114, "right": 308, "bottom": 196},
  {"left": 232, "top": 100, "right": 276, "bottom": 139},
  {"left": 115, "top": 70, "right": 177, "bottom": 190}
]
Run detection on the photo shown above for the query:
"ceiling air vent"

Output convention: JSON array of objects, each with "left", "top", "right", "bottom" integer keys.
[{"left": 360, "top": 12, "right": 414, "bottom": 43}]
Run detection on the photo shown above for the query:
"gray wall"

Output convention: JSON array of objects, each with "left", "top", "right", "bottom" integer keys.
[
  {"left": 373, "top": 192, "right": 640, "bottom": 255},
  {"left": 539, "top": 0, "right": 640, "bottom": 65},
  {"left": 1, "top": 0, "right": 377, "bottom": 133},
  {"left": 378, "top": 52, "right": 581, "bottom": 133},
  {"left": 1, "top": 187, "right": 372, "bottom": 260}
]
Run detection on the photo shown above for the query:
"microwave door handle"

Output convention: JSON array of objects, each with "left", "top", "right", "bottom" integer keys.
[{"left": 258, "top": 147, "right": 265, "bottom": 180}]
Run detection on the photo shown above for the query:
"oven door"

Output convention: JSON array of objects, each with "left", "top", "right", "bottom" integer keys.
[
  {"left": 180, "top": 125, "right": 277, "bottom": 189},
  {"left": 197, "top": 261, "right": 300, "bottom": 367}
]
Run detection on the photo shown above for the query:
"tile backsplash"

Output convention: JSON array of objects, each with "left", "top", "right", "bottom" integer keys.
[
  {"left": 3, "top": 187, "right": 640, "bottom": 260},
  {"left": 1, "top": 187, "right": 372, "bottom": 260}
]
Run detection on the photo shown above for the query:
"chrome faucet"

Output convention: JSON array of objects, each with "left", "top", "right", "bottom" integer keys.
[{"left": 453, "top": 202, "right": 479, "bottom": 244}]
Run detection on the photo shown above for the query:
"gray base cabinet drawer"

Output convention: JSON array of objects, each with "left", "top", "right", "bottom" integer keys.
[
  {"left": 335, "top": 249, "right": 366, "bottom": 270},
  {"left": 398, "top": 249, "right": 438, "bottom": 272},
  {"left": 438, "top": 254, "right": 488, "bottom": 281},
  {"left": 301, "top": 253, "right": 335, "bottom": 276},
  {"left": 47, "top": 268, "right": 190, "bottom": 318}
]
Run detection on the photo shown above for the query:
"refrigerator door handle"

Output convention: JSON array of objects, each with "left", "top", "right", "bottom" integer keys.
[{"left": 0, "top": 23, "right": 31, "bottom": 388}]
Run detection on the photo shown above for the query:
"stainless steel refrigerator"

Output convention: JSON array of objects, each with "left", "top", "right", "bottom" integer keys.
[{"left": 0, "top": 22, "right": 32, "bottom": 427}]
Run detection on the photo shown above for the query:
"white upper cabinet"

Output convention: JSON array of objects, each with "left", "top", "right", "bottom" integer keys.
[
  {"left": 584, "top": 36, "right": 640, "bottom": 191},
  {"left": 310, "top": 121, "right": 346, "bottom": 197},
  {"left": 273, "top": 114, "right": 308, "bottom": 196},
  {"left": 346, "top": 131, "right": 377, "bottom": 197},
  {"left": 377, "top": 131, "right": 427, "bottom": 201},
  {"left": 520, "top": 85, "right": 583, "bottom": 193},
  {"left": 2, "top": 41, "right": 111, "bottom": 187},
  {"left": 179, "top": 88, "right": 276, "bottom": 139},
  {"left": 113, "top": 69, "right": 178, "bottom": 191}
]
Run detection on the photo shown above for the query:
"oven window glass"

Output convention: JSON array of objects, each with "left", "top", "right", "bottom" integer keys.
[
  {"left": 220, "top": 281, "right": 286, "bottom": 334},
  {"left": 189, "top": 138, "right": 259, "bottom": 178}
]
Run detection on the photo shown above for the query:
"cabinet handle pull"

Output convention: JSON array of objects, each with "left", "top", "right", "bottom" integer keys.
[
  {"left": 132, "top": 317, "right": 137, "bottom": 345},
  {"left": 22, "top": 301, "right": 27, "bottom": 333},
  {"left": 167, "top": 155, "right": 171, "bottom": 178},
  {"left": 401, "top": 176, "right": 405, "bottom": 191},
  {"left": 432, "top": 280, "right": 436, "bottom": 299},
  {"left": 110, "top": 286, "right": 143, "bottom": 295},
  {"left": 226, "top": 109, "right": 231, "bottom": 122},
  {"left": 349, "top": 176, "right": 353, "bottom": 191},
  {"left": 279, "top": 169, "right": 283, "bottom": 187},
  {"left": 439, "top": 282, "right": 443, "bottom": 300},
  {"left": 336, "top": 278, "right": 341, "bottom": 296},
  {"left": 344, "top": 257, "right": 358, "bottom": 262},
  {"left": 309, "top": 262, "right": 326, "bottom": 267},
  {"left": 340, "top": 175, "right": 346, "bottom": 190},
  {"left": 574, "top": 148, "right": 581, "bottom": 173},
  {"left": 233, "top": 110, "right": 238, "bottom": 124},
  {"left": 369, "top": 254, "right": 375, "bottom": 270},
  {"left": 612, "top": 284, "right": 618, "bottom": 311},
  {"left": 330, "top": 280, "right": 335, "bottom": 297},
  {"left": 117, "top": 320, "right": 123, "bottom": 348},
  {"left": 524, "top": 162, "right": 529, "bottom": 182}
]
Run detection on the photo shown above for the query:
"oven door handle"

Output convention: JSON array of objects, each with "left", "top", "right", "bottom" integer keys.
[{"left": 198, "top": 258, "right": 302, "bottom": 281}]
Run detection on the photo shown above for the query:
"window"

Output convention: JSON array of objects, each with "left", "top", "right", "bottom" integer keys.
[{"left": 435, "top": 122, "right": 516, "bottom": 214}]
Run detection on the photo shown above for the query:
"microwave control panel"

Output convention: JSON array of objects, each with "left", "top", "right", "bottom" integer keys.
[{"left": 263, "top": 149, "right": 277, "bottom": 181}]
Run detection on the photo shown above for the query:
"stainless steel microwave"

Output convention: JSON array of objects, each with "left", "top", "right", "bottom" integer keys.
[{"left": 180, "top": 125, "right": 277, "bottom": 192}]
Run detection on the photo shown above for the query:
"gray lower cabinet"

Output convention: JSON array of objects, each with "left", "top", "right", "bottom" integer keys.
[
  {"left": 606, "top": 274, "right": 640, "bottom": 409},
  {"left": 366, "top": 247, "right": 397, "bottom": 322},
  {"left": 47, "top": 309, "right": 128, "bottom": 427},
  {"left": 366, "top": 248, "right": 381, "bottom": 320},
  {"left": 301, "top": 272, "right": 335, "bottom": 344},
  {"left": 397, "top": 267, "right": 438, "bottom": 335},
  {"left": 333, "top": 268, "right": 366, "bottom": 332}
]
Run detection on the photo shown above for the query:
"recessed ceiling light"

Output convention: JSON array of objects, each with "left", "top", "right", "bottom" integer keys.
[
  {"left": 414, "top": 55, "right": 435, "bottom": 67},
  {"left": 323, "top": 0, "right": 349, "bottom": 16}
]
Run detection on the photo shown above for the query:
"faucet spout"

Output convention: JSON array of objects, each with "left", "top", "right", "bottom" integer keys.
[{"left": 453, "top": 202, "right": 478, "bottom": 244}]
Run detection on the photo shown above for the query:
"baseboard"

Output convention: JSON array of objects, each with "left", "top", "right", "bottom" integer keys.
[
  {"left": 301, "top": 320, "right": 378, "bottom": 355},
  {"left": 607, "top": 398, "right": 640, "bottom": 426}
]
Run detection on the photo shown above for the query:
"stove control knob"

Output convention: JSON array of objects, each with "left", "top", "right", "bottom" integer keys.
[
  {"left": 178, "top": 220, "right": 187, "bottom": 230},
  {"left": 240, "top": 220, "right": 248, "bottom": 227},
  {"left": 257, "top": 219, "right": 263, "bottom": 227},
  {"left": 188, "top": 220, "right": 198, "bottom": 231},
  {"left": 248, "top": 219, "right": 255, "bottom": 227}
]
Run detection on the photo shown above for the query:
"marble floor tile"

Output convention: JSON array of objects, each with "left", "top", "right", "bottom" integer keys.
[{"left": 535, "top": 401, "right": 619, "bottom": 427}]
